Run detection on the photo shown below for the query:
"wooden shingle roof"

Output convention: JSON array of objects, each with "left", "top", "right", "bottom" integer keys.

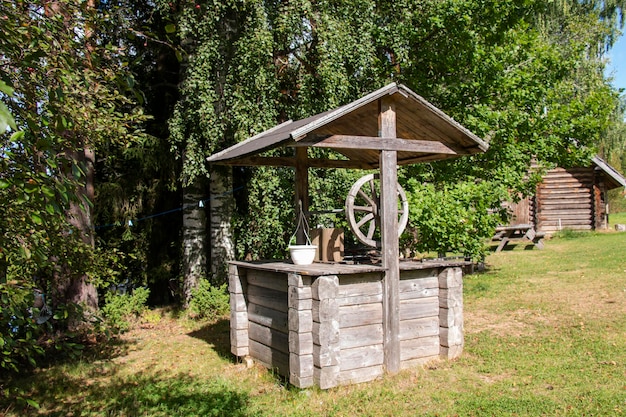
[{"left": 207, "top": 83, "right": 488, "bottom": 169}]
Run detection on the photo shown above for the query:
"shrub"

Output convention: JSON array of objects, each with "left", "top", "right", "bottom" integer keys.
[
  {"left": 187, "top": 280, "right": 229, "bottom": 321},
  {"left": 101, "top": 287, "right": 150, "bottom": 333},
  {"left": 0, "top": 283, "right": 44, "bottom": 373}
]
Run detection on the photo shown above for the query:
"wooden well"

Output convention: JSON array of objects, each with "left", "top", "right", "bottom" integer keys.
[{"left": 207, "top": 82, "right": 488, "bottom": 388}]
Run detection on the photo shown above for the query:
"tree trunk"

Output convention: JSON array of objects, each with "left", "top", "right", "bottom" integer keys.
[
  {"left": 209, "top": 165, "right": 235, "bottom": 285},
  {"left": 181, "top": 176, "right": 209, "bottom": 307},
  {"left": 62, "top": 146, "right": 99, "bottom": 313}
]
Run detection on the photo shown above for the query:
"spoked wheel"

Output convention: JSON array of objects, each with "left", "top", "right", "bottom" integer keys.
[{"left": 345, "top": 173, "right": 409, "bottom": 248}]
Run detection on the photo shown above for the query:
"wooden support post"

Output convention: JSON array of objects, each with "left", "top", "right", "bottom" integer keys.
[
  {"left": 438, "top": 267, "right": 464, "bottom": 359},
  {"left": 295, "top": 147, "right": 309, "bottom": 245},
  {"left": 229, "top": 264, "right": 249, "bottom": 358},
  {"left": 379, "top": 96, "right": 400, "bottom": 374}
]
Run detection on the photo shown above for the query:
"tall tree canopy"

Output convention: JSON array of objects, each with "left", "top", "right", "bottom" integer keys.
[{"left": 162, "top": 0, "right": 624, "bottom": 267}]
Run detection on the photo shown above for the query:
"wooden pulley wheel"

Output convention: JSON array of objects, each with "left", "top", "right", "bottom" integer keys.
[{"left": 345, "top": 173, "right": 409, "bottom": 248}]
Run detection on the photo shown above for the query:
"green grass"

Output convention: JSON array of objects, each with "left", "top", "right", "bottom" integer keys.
[{"left": 3, "top": 230, "right": 626, "bottom": 416}]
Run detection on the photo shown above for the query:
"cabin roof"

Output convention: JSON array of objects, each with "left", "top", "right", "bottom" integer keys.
[
  {"left": 206, "top": 83, "right": 488, "bottom": 169},
  {"left": 592, "top": 156, "right": 626, "bottom": 189}
]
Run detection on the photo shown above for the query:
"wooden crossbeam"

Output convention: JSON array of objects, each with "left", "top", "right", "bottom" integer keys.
[{"left": 298, "top": 135, "right": 457, "bottom": 155}]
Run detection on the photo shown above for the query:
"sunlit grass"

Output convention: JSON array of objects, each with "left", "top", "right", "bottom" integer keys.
[{"left": 3, "top": 227, "right": 626, "bottom": 416}]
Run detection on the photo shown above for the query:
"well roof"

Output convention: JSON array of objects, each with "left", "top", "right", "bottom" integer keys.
[{"left": 207, "top": 83, "right": 488, "bottom": 169}]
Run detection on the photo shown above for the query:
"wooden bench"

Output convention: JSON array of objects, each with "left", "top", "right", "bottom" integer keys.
[{"left": 492, "top": 224, "right": 545, "bottom": 252}]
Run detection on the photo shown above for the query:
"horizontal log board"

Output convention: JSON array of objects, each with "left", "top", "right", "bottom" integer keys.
[
  {"left": 339, "top": 345, "right": 384, "bottom": 371},
  {"left": 339, "top": 324, "right": 384, "bottom": 349},
  {"left": 540, "top": 225, "right": 592, "bottom": 231},
  {"left": 399, "top": 297, "right": 439, "bottom": 320},
  {"left": 399, "top": 317, "right": 439, "bottom": 340},
  {"left": 538, "top": 184, "right": 592, "bottom": 191},
  {"left": 246, "top": 270, "right": 288, "bottom": 292},
  {"left": 248, "top": 321, "right": 290, "bottom": 355},
  {"left": 339, "top": 303, "right": 383, "bottom": 328},
  {"left": 230, "top": 259, "right": 469, "bottom": 276},
  {"left": 538, "top": 217, "right": 593, "bottom": 224},
  {"left": 338, "top": 366, "right": 385, "bottom": 386},
  {"left": 249, "top": 339, "right": 289, "bottom": 376},
  {"left": 400, "top": 336, "right": 440, "bottom": 361},
  {"left": 538, "top": 202, "right": 591, "bottom": 208},
  {"left": 537, "top": 209, "right": 591, "bottom": 216},
  {"left": 537, "top": 215, "right": 592, "bottom": 222},
  {"left": 248, "top": 302, "right": 289, "bottom": 333},
  {"left": 399, "top": 276, "right": 439, "bottom": 300},
  {"left": 544, "top": 172, "right": 594, "bottom": 179},
  {"left": 336, "top": 274, "right": 383, "bottom": 306},
  {"left": 247, "top": 284, "right": 288, "bottom": 313}
]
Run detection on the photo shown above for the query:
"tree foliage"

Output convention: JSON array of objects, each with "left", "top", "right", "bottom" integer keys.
[{"left": 0, "top": 0, "right": 148, "bottom": 374}]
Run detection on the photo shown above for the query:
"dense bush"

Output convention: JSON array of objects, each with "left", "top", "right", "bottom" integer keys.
[
  {"left": 187, "top": 280, "right": 229, "bottom": 321},
  {"left": 101, "top": 287, "right": 150, "bottom": 333},
  {"left": 404, "top": 179, "right": 508, "bottom": 261}
]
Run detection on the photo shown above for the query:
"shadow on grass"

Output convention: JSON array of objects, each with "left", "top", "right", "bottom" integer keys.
[
  {"left": 3, "top": 369, "right": 257, "bottom": 417},
  {"left": 187, "top": 318, "right": 232, "bottom": 360}
]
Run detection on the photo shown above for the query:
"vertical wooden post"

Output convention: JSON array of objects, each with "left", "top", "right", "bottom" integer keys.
[
  {"left": 295, "top": 147, "right": 309, "bottom": 244},
  {"left": 379, "top": 96, "right": 400, "bottom": 374}
]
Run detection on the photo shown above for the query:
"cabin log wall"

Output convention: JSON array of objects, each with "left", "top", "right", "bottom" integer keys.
[{"left": 535, "top": 168, "right": 595, "bottom": 233}]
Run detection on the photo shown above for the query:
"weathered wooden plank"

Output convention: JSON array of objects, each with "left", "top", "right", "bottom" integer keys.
[
  {"left": 228, "top": 265, "right": 246, "bottom": 294},
  {"left": 315, "top": 365, "right": 340, "bottom": 390},
  {"left": 288, "top": 272, "right": 313, "bottom": 288},
  {"left": 539, "top": 224, "right": 592, "bottom": 231},
  {"left": 399, "top": 285, "right": 438, "bottom": 301},
  {"left": 289, "top": 331, "right": 313, "bottom": 355},
  {"left": 339, "top": 303, "right": 383, "bottom": 328},
  {"left": 312, "top": 320, "right": 340, "bottom": 346},
  {"left": 230, "top": 328, "right": 249, "bottom": 357},
  {"left": 440, "top": 326, "right": 464, "bottom": 348},
  {"left": 538, "top": 201, "right": 591, "bottom": 208},
  {"left": 288, "top": 286, "right": 312, "bottom": 311},
  {"left": 537, "top": 216, "right": 592, "bottom": 223},
  {"left": 440, "top": 345, "right": 463, "bottom": 360},
  {"left": 399, "top": 317, "right": 439, "bottom": 340},
  {"left": 537, "top": 209, "right": 591, "bottom": 216},
  {"left": 400, "top": 355, "right": 440, "bottom": 370},
  {"left": 248, "top": 339, "right": 289, "bottom": 377},
  {"left": 439, "top": 288, "right": 463, "bottom": 309},
  {"left": 301, "top": 135, "right": 457, "bottom": 155},
  {"left": 312, "top": 275, "right": 339, "bottom": 300},
  {"left": 538, "top": 186, "right": 591, "bottom": 193},
  {"left": 289, "top": 353, "right": 314, "bottom": 381},
  {"left": 439, "top": 305, "right": 463, "bottom": 328},
  {"left": 248, "top": 321, "right": 289, "bottom": 354},
  {"left": 378, "top": 94, "right": 401, "bottom": 375},
  {"left": 312, "top": 298, "right": 339, "bottom": 323},
  {"left": 289, "top": 308, "right": 313, "bottom": 333},
  {"left": 246, "top": 269, "right": 288, "bottom": 293},
  {"left": 247, "top": 284, "right": 288, "bottom": 313},
  {"left": 337, "top": 276, "right": 383, "bottom": 306},
  {"left": 399, "top": 297, "right": 439, "bottom": 321},
  {"left": 399, "top": 269, "right": 438, "bottom": 282},
  {"left": 313, "top": 342, "right": 340, "bottom": 367},
  {"left": 438, "top": 267, "right": 463, "bottom": 289},
  {"left": 248, "top": 302, "right": 288, "bottom": 333},
  {"left": 229, "top": 292, "right": 247, "bottom": 312},
  {"left": 339, "top": 344, "right": 384, "bottom": 371},
  {"left": 231, "top": 310, "right": 248, "bottom": 330},
  {"left": 338, "top": 365, "right": 385, "bottom": 386},
  {"left": 400, "top": 335, "right": 440, "bottom": 361},
  {"left": 336, "top": 291, "right": 383, "bottom": 307},
  {"left": 339, "top": 323, "right": 384, "bottom": 349}
]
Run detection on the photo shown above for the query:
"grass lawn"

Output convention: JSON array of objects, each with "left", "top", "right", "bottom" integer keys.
[{"left": 3, "top": 229, "right": 626, "bottom": 416}]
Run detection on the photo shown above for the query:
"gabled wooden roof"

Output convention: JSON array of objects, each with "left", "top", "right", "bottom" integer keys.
[
  {"left": 592, "top": 156, "right": 626, "bottom": 189},
  {"left": 207, "top": 83, "right": 488, "bottom": 169}
]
